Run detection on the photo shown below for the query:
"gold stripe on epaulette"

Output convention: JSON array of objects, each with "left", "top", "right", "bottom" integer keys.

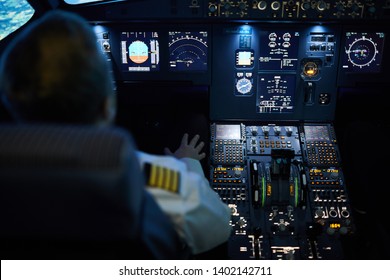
[
  {"left": 149, "top": 164, "right": 157, "bottom": 186},
  {"left": 144, "top": 163, "right": 180, "bottom": 193},
  {"left": 164, "top": 167, "right": 171, "bottom": 190},
  {"left": 171, "top": 169, "right": 178, "bottom": 193},
  {"left": 157, "top": 165, "right": 163, "bottom": 188}
]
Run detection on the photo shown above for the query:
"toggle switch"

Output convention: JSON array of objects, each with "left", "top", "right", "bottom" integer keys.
[{"left": 304, "top": 82, "right": 315, "bottom": 104}]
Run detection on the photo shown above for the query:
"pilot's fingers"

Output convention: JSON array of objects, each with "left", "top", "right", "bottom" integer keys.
[
  {"left": 198, "top": 152, "right": 206, "bottom": 160},
  {"left": 189, "top": 134, "right": 200, "bottom": 147},
  {"left": 164, "top": 147, "right": 173, "bottom": 156},
  {"left": 195, "top": 141, "right": 205, "bottom": 153},
  {"left": 181, "top": 133, "right": 189, "bottom": 146}
]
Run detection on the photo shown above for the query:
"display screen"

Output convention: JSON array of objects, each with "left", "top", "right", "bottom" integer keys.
[
  {"left": 257, "top": 74, "right": 295, "bottom": 113},
  {"left": 236, "top": 50, "right": 254, "bottom": 67},
  {"left": 169, "top": 31, "right": 208, "bottom": 71},
  {"left": 215, "top": 124, "right": 241, "bottom": 140},
  {"left": 304, "top": 126, "right": 330, "bottom": 141},
  {"left": 258, "top": 31, "right": 300, "bottom": 71},
  {"left": 341, "top": 32, "right": 385, "bottom": 73},
  {"left": 120, "top": 31, "right": 160, "bottom": 72}
]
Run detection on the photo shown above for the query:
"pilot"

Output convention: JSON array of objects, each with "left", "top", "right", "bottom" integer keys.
[{"left": 0, "top": 9, "right": 231, "bottom": 256}]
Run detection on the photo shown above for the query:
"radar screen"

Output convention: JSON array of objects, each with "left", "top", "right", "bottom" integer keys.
[
  {"left": 342, "top": 32, "right": 385, "bottom": 73},
  {"left": 120, "top": 31, "right": 159, "bottom": 72},
  {"left": 257, "top": 74, "right": 295, "bottom": 113},
  {"left": 169, "top": 31, "right": 208, "bottom": 71},
  {"left": 258, "top": 31, "right": 300, "bottom": 71}
]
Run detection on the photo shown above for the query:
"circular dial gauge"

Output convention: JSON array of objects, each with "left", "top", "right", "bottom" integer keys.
[
  {"left": 303, "top": 61, "right": 319, "bottom": 77},
  {"left": 169, "top": 31, "right": 208, "bottom": 71},
  {"left": 346, "top": 36, "right": 378, "bottom": 68},
  {"left": 236, "top": 78, "right": 252, "bottom": 94}
]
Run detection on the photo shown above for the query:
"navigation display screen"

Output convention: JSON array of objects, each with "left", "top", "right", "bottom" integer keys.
[
  {"left": 169, "top": 31, "right": 208, "bottom": 71},
  {"left": 341, "top": 32, "right": 385, "bottom": 73},
  {"left": 120, "top": 31, "right": 160, "bottom": 72}
]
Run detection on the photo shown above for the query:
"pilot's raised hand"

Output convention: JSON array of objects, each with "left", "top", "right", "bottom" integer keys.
[{"left": 164, "top": 133, "right": 206, "bottom": 161}]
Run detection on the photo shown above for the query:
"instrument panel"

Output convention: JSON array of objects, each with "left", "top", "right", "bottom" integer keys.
[
  {"left": 210, "top": 123, "right": 353, "bottom": 259},
  {"left": 94, "top": 22, "right": 387, "bottom": 94},
  {"left": 95, "top": 0, "right": 390, "bottom": 21},
  {"left": 87, "top": 1, "right": 390, "bottom": 260}
]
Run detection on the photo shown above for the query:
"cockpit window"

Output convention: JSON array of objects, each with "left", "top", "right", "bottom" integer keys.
[
  {"left": 64, "top": 0, "right": 106, "bottom": 4},
  {"left": 0, "top": 0, "right": 34, "bottom": 41}
]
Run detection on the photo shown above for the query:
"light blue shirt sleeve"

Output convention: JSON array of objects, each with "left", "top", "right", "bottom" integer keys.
[{"left": 136, "top": 151, "right": 232, "bottom": 255}]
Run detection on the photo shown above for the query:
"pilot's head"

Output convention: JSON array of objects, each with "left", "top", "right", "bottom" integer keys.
[{"left": 0, "top": 10, "right": 115, "bottom": 125}]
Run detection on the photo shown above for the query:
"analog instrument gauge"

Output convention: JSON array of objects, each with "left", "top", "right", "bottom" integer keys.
[
  {"left": 303, "top": 61, "right": 319, "bottom": 77},
  {"left": 236, "top": 77, "right": 252, "bottom": 95}
]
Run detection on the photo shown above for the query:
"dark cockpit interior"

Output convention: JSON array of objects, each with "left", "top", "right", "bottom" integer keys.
[{"left": 1, "top": 0, "right": 390, "bottom": 260}]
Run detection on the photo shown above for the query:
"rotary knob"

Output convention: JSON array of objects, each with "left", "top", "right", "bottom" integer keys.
[
  {"left": 271, "top": 1, "right": 281, "bottom": 10},
  {"left": 237, "top": 217, "right": 247, "bottom": 228},
  {"left": 317, "top": 1, "right": 327, "bottom": 11},
  {"left": 238, "top": 0, "right": 247, "bottom": 10},
  {"left": 258, "top": 0, "right": 267, "bottom": 10},
  {"left": 209, "top": 4, "right": 217, "bottom": 13}
]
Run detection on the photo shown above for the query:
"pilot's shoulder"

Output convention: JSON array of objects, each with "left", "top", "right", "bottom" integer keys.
[
  {"left": 143, "top": 162, "right": 181, "bottom": 193},
  {"left": 136, "top": 151, "right": 184, "bottom": 193}
]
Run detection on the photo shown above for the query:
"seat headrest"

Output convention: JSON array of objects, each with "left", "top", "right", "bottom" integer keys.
[{"left": 0, "top": 124, "right": 143, "bottom": 241}]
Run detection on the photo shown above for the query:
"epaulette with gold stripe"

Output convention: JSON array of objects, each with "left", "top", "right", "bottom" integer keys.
[{"left": 144, "top": 163, "right": 181, "bottom": 193}]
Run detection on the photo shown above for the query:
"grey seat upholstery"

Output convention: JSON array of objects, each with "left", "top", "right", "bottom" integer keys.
[{"left": 0, "top": 124, "right": 185, "bottom": 259}]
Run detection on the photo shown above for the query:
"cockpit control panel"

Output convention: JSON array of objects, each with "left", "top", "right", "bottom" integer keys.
[{"left": 210, "top": 123, "right": 353, "bottom": 259}]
